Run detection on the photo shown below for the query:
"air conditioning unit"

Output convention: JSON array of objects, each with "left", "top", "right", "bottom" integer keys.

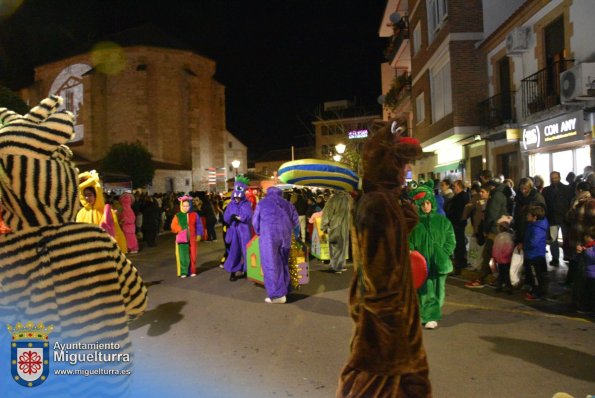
[
  {"left": 505, "top": 27, "right": 530, "bottom": 56},
  {"left": 560, "top": 62, "right": 595, "bottom": 103}
]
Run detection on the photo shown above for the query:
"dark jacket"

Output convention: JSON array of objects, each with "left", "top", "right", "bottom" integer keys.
[
  {"left": 542, "top": 183, "right": 573, "bottom": 225},
  {"left": 484, "top": 183, "right": 508, "bottom": 236},
  {"left": 141, "top": 199, "right": 162, "bottom": 232},
  {"left": 446, "top": 190, "right": 469, "bottom": 228},
  {"left": 524, "top": 218, "right": 549, "bottom": 259},
  {"left": 513, "top": 189, "right": 546, "bottom": 244}
]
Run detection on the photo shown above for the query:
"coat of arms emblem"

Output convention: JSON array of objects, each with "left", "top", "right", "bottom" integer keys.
[{"left": 7, "top": 321, "right": 53, "bottom": 387}]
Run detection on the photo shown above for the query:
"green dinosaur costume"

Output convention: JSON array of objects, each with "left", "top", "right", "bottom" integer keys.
[{"left": 409, "top": 180, "right": 456, "bottom": 324}]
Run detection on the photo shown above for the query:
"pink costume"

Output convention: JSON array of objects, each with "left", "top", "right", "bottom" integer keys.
[{"left": 119, "top": 193, "right": 139, "bottom": 253}]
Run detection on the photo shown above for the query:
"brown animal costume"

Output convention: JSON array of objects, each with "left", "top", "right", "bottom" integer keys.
[
  {"left": 336, "top": 121, "right": 431, "bottom": 398},
  {"left": 0, "top": 96, "right": 147, "bottom": 397}
]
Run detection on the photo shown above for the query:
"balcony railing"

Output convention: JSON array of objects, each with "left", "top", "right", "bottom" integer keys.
[
  {"left": 521, "top": 59, "right": 574, "bottom": 117},
  {"left": 384, "top": 16, "right": 409, "bottom": 62},
  {"left": 478, "top": 91, "right": 516, "bottom": 129},
  {"left": 384, "top": 73, "right": 412, "bottom": 110}
]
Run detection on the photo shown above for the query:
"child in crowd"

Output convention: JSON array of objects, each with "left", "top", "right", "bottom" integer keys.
[
  {"left": 492, "top": 215, "right": 515, "bottom": 294},
  {"left": 576, "top": 226, "right": 595, "bottom": 314},
  {"left": 523, "top": 205, "right": 549, "bottom": 300}
]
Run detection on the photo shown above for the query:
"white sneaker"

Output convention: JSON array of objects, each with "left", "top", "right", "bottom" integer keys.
[
  {"left": 180, "top": 275, "right": 187, "bottom": 278},
  {"left": 424, "top": 321, "right": 438, "bottom": 329},
  {"left": 190, "top": 273, "right": 197, "bottom": 277},
  {"left": 264, "top": 296, "right": 286, "bottom": 304}
]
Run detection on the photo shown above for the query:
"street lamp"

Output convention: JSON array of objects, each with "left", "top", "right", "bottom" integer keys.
[
  {"left": 333, "top": 154, "right": 342, "bottom": 162},
  {"left": 335, "top": 143, "right": 346, "bottom": 155},
  {"left": 231, "top": 159, "right": 240, "bottom": 176}
]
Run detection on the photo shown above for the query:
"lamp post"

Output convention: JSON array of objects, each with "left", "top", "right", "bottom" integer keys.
[
  {"left": 335, "top": 143, "right": 346, "bottom": 155},
  {"left": 231, "top": 159, "right": 240, "bottom": 176}
]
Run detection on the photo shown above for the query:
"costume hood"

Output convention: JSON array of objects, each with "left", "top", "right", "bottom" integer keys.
[
  {"left": 362, "top": 119, "right": 422, "bottom": 193},
  {"left": 78, "top": 170, "right": 106, "bottom": 211},
  {"left": 265, "top": 186, "right": 283, "bottom": 198},
  {"left": 409, "top": 180, "right": 438, "bottom": 215},
  {"left": 0, "top": 96, "right": 79, "bottom": 230},
  {"left": 232, "top": 175, "right": 250, "bottom": 201}
]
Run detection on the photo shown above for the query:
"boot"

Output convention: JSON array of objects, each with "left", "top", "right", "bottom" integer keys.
[{"left": 229, "top": 272, "right": 238, "bottom": 282}]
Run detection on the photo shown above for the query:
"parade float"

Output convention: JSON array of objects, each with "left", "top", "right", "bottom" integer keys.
[
  {"left": 277, "top": 158, "right": 359, "bottom": 260},
  {"left": 246, "top": 235, "right": 309, "bottom": 287}
]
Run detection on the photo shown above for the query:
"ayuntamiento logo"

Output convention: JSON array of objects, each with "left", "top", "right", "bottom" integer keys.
[{"left": 7, "top": 321, "right": 53, "bottom": 388}]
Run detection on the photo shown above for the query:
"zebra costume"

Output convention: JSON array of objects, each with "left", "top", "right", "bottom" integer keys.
[{"left": 0, "top": 96, "right": 147, "bottom": 397}]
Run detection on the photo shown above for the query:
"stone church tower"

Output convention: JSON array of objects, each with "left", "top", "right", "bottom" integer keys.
[{"left": 20, "top": 27, "right": 245, "bottom": 192}]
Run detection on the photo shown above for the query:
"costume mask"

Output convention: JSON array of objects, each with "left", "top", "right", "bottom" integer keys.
[{"left": 232, "top": 175, "right": 250, "bottom": 201}]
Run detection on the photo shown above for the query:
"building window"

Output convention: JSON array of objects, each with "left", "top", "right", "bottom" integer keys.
[
  {"left": 413, "top": 22, "right": 422, "bottom": 55},
  {"left": 529, "top": 146, "right": 592, "bottom": 179},
  {"left": 430, "top": 58, "right": 452, "bottom": 122},
  {"left": 228, "top": 141, "right": 232, "bottom": 148},
  {"left": 321, "top": 144, "right": 329, "bottom": 156},
  {"left": 427, "top": 0, "right": 448, "bottom": 42},
  {"left": 415, "top": 93, "right": 425, "bottom": 124},
  {"left": 185, "top": 178, "right": 190, "bottom": 186}
]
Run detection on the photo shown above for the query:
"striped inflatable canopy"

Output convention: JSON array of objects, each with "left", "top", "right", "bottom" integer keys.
[{"left": 278, "top": 159, "right": 359, "bottom": 191}]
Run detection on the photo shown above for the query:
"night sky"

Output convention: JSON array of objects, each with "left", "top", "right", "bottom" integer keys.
[{"left": 0, "top": 0, "right": 386, "bottom": 158}]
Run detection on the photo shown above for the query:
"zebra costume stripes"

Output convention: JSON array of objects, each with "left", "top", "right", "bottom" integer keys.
[{"left": 0, "top": 96, "right": 147, "bottom": 397}]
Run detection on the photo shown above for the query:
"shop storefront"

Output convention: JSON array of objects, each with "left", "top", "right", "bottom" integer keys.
[
  {"left": 432, "top": 144, "right": 465, "bottom": 181},
  {"left": 521, "top": 110, "right": 592, "bottom": 179}
]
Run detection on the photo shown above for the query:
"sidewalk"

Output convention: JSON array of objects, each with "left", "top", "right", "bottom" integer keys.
[{"left": 454, "top": 249, "right": 591, "bottom": 319}]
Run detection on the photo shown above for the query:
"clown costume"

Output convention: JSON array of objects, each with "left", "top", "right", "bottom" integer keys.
[{"left": 171, "top": 195, "right": 203, "bottom": 278}]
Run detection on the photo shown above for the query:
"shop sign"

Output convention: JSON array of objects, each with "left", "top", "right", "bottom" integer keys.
[
  {"left": 521, "top": 111, "right": 584, "bottom": 151},
  {"left": 347, "top": 129, "right": 368, "bottom": 139}
]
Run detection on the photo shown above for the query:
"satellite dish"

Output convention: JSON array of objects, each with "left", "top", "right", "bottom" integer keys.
[
  {"left": 377, "top": 95, "right": 385, "bottom": 105},
  {"left": 389, "top": 12, "right": 401, "bottom": 24}
]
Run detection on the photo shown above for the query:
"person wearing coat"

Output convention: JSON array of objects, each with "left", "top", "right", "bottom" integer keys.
[
  {"left": 409, "top": 180, "right": 456, "bottom": 329},
  {"left": 466, "top": 179, "right": 509, "bottom": 288},
  {"left": 542, "top": 171, "right": 573, "bottom": 266},
  {"left": 252, "top": 187, "right": 300, "bottom": 304},
  {"left": 321, "top": 190, "right": 352, "bottom": 273},
  {"left": 513, "top": 177, "right": 547, "bottom": 250},
  {"left": 119, "top": 192, "right": 139, "bottom": 253},
  {"left": 223, "top": 176, "right": 254, "bottom": 281},
  {"left": 141, "top": 196, "right": 162, "bottom": 246},
  {"left": 446, "top": 180, "right": 469, "bottom": 273}
]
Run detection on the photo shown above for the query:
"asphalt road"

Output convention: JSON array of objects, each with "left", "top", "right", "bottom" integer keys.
[{"left": 127, "top": 229, "right": 595, "bottom": 398}]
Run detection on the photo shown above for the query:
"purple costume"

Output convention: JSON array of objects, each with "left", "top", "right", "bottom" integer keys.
[
  {"left": 253, "top": 187, "right": 300, "bottom": 299},
  {"left": 223, "top": 177, "right": 254, "bottom": 274}
]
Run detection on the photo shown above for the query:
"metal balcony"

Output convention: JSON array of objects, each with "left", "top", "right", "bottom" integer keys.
[
  {"left": 521, "top": 59, "right": 574, "bottom": 117},
  {"left": 478, "top": 92, "right": 516, "bottom": 129}
]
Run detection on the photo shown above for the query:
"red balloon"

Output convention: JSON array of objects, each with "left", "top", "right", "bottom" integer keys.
[{"left": 410, "top": 250, "right": 428, "bottom": 289}]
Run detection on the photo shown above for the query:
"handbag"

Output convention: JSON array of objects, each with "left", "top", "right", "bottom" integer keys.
[
  {"left": 510, "top": 249, "right": 524, "bottom": 287},
  {"left": 176, "top": 230, "right": 189, "bottom": 244}
]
